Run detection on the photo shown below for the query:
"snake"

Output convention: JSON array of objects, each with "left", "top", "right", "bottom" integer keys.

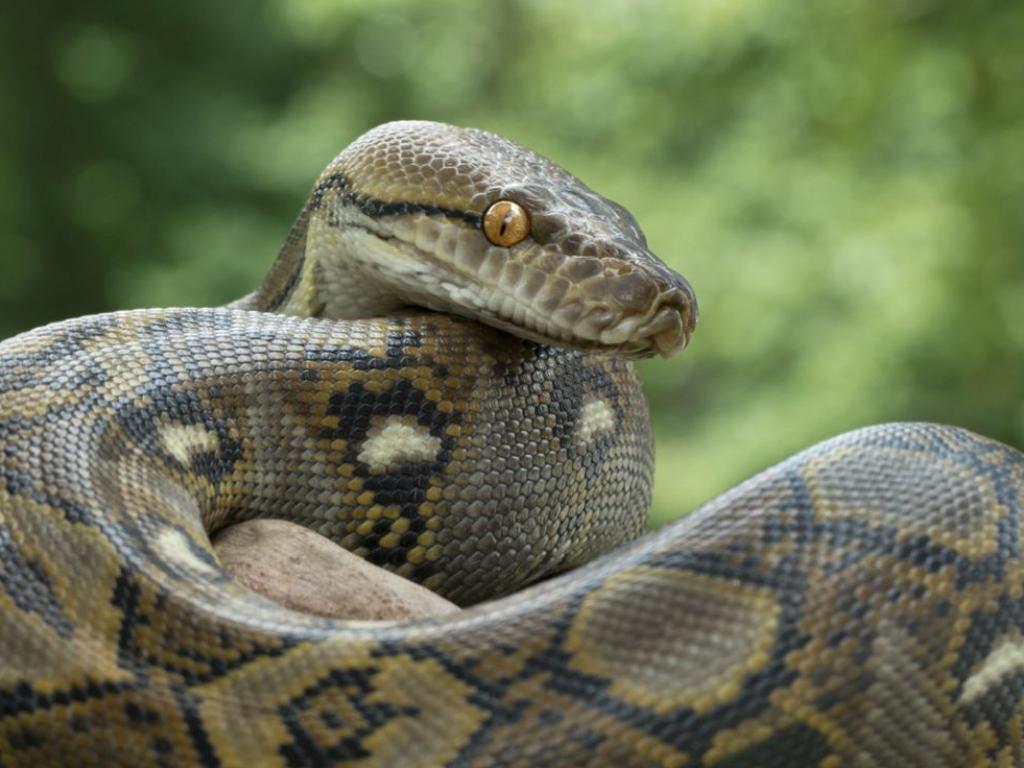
[{"left": 2, "top": 120, "right": 1024, "bottom": 767}]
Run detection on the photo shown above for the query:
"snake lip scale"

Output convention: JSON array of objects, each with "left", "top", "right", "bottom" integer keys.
[{"left": 2, "top": 120, "right": 1024, "bottom": 767}]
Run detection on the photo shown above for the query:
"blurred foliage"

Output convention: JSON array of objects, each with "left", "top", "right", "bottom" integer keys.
[{"left": 1, "top": 0, "right": 1021, "bottom": 526}]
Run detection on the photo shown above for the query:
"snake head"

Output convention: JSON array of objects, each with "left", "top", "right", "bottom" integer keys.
[{"left": 295, "top": 120, "right": 698, "bottom": 358}]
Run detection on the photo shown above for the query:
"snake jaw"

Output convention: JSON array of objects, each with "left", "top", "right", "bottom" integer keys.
[{"left": 350, "top": 225, "right": 697, "bottom": 359}]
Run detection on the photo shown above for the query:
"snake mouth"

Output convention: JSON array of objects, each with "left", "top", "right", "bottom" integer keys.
[
  {"left": 448, "top": 262, "right": 696, "bottom": 360},
  {"left": 454, "top": 246, "right": 698, "bottom": 359},
  {"left": 615, "top": 281, "right": 698, "bottom": 359},
  {"left": 504, "top": 275, "right": 697, "bottom": 359}
]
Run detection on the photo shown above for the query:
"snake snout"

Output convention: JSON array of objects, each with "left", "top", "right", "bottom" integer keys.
[
  {"left": 508, "top": 252, "right": 698, "bottom": 359},
  {"left": 650, "top": 296, "right": 695, "bottom": 358},
  {"left": 647, "top": 272, "right": 699, "bottom": 358},
  {"left": 607, "top": 266, "right": 697, "bottom": 359}
]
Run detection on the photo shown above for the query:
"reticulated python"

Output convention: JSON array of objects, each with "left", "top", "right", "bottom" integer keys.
[{"left": 1, "top": 121, "right": 1023, "bottom": 767}]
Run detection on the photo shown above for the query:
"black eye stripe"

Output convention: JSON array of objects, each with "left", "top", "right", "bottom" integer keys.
[
  {"left": 353, "top": 198, "right": 481, "bottom": 225},
  {"left": 309, "top": 171, "right": 481, "bottom": 226}
]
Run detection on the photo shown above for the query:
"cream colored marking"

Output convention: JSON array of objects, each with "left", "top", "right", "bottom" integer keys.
[
  {"left": 358, "top": 416, "right": 441, "bottom": 471},
  {"left": 567, "top": 566, "right": 781, "bottom": 716},
  {"left": 847, "top": 620, "right": 957, "bottom": 763},
  {"left": 960, "top": 634, "right": 1024, "bottom": 704},
  {"left": 156, "top": 528, "right": 218, "bottom": 575},
  {"left": 575, "top": 398, "right": 615, "bottom": 447},
  {"left": 159, "top": 423, "right": 220, "bottom": 465}
]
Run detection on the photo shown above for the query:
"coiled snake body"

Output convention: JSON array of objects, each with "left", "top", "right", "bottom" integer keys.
[{"left": 2, "top": 121, "right": 1023, "bottom": 766}]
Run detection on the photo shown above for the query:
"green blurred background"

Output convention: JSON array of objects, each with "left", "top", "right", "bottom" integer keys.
[{"left": 1, "top": 1, "right": 1021, "bottom": 525}]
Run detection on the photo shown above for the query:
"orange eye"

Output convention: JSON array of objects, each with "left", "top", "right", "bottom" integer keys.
[{"left": 482, "top": 200, "right": 530, "bottom": 247}]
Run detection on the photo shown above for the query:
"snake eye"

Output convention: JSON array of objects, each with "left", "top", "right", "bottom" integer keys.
[{"left": 482, "top": 200, "right": 530, "bottom": 247}]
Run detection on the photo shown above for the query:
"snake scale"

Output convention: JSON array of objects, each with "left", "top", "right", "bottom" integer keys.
[{"left": 2, "top": 121, "right": 1024, "bottom": 767}]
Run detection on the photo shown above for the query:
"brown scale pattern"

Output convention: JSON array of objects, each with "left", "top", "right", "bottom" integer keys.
[{"left": 2, "top": 121, "right": 1024, "bottom": 766}]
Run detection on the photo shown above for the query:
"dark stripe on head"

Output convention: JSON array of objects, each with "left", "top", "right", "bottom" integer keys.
[{"left": 309, "top": 171, "right": 482, "bottom": 226}]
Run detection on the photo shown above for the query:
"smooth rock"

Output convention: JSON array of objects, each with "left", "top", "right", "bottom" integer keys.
[{"left": 212, "top": 519, "right": 459, "bottom": 621}]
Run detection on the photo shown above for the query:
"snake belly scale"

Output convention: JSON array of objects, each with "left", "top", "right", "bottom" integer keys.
[{"left": 2, "top": 121, "right": 1024, "bottom": 767}]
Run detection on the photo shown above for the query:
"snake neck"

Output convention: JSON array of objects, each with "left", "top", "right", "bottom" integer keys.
[
  {"left": 233, "top": 207, "right": 405, "bottom": 320},
  {"left": 231, "top": 207, "right": 316, "bottom": 315}
]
